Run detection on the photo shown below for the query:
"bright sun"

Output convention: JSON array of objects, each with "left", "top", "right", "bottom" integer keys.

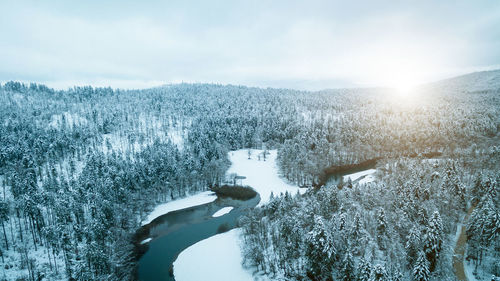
[
  {"left": 392, "top": 72, "right": 418, "bottom": 96},
  {"left": 362, "top": 50, "right": 438, "bottom": 97},
  {"left": 377, "top": 64, "right": 428, "bottom": 98}
]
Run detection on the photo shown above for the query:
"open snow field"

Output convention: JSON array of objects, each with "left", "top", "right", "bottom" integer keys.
[
  {"left": 141, "top": 191, "right": 217, "bottom": 226},
  {"left": 227, "top": 149, "right": 306, "bottom": 206}
]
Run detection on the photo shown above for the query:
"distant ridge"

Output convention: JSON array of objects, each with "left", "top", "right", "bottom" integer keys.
[{"left": 425, "top": 69, "right": 500, "bottom": 92}]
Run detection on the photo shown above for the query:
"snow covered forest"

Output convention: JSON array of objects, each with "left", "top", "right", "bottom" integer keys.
[{"left": 0, "top": 70, "right": 499, "bottom": 280}]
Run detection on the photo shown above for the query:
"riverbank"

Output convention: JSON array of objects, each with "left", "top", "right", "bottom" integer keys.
[
  {"left": 141, "top": 191, "right": 217, "bottom": 226},
  {"left": 173, "top": 229, "right": 257, "bottom": 281}
]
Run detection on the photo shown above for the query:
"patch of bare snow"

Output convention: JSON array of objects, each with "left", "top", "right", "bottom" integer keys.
[
  {"left": 49, "top": 112, "right": 88, "bottom": 130},
  {"left": 343, "top": 169, "right": 376, "bottom": 182},
  {"left": 141, "top": 191, "right": 217, "bottom": 226},
  {"left": 167, "top": 127, "right": 186, "bottom": 149},
  {"left": 212, "top": 207, "right": 234, "bottom": 218},
  {"left": 358, "top": 174, "right": 376, "bottom": 184},
  {"left": 140, "top": 238, "right": 153, "bottom": 245}
]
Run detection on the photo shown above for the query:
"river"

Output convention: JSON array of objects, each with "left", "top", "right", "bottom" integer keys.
[{"left": 136, "top": 195, "right": 260, "bottom": 281}]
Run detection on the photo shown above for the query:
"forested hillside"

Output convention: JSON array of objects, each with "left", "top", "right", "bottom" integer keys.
[
  {"left": 0, "top": 70, "right": 499, "bottom": 280},
  {"left": 241, "top": 150, "right": 499, "bottom": 280}
]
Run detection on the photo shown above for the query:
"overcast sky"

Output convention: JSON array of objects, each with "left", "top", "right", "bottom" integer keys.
[{"left": 1, "top": 0, "right": 499, "bottom": 90}]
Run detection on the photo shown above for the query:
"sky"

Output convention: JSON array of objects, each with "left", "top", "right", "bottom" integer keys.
[{"left": 1, "top": 0, "right": 499, "bottom": 90}]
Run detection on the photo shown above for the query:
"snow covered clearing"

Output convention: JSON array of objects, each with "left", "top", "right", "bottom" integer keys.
[
  {"left": 1, "top": 215, "right": 66, "bottom": 281},
  {"left": 167, "top": 126, "right": 186, "bottom": 148},
  {"left": 343, "top": 169, "right": 376, "bottom": 182},
  {"left": 227, "top": 149, "right": 306, "bottom": 206},
  {"left": 100, "top": 118, "right": 188, "bottom": 155},
  {"left": 212, "top": 207, "right": 234, "bottom": 217},
  {"left": 141, "top": 191, "right": 217, "bottom": 226},
  {"left": 49, "top": 112, "right": 88, "bottom": 130},
  {"left": 173, "top": 229, "right": 258, "bottom": 281}
]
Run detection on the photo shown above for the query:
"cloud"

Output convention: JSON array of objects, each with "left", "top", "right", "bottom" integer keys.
[{"left": 1, "top": 0, "right": 499, "bottom": 90}]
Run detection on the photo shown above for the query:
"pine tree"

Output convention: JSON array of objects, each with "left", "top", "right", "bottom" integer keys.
[
  {"left": 0, "top": 200, "right": 9, "bottom": 250},
  {"left": 371, "top": 264, "right": 387, "bottom": 281},
  {"left": 406, "top": 225, "right": 421, "bottom": 265},
  {"left": 306, "top": 215, "right": 335, "bottom": 277},
  {"left": 392, "top": 268, "right": 403, "bottom": 281},
  {"left": 358, "top": 258, "right": 372, "bottom": 281},
  {"left": 340, "top": 251, "right": 355, "bottom": 281},
  {"left": 413, "top": 251, "right": 430, "bottom": 281},
  {"left": 424, "top": 211, "right": 442, "bottom": 272}
]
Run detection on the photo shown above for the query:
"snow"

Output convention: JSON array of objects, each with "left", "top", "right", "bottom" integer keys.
[
  {"left": 49, "top": 112, "right": 88, "bottom": 130},
  {"left": 167, "top": 126, "right": 186, "bottom": 148},
  {"left": 173, "top": 229, "right": 255, "bottom": 281},
  {"left": 141, "top": 191, "right": 217, "bottom": 226},
  {"left": 1, "top": 213, "right": 66, "bottom": 281},
  {"left": 343, "top": 169, "right": 376, "bottom": 182},
  {"left": 140, "top": 238, "right": 153, "bottom": 245},
  {"left": 227, "top": 149, "right": 306, "bottom": 206},
  {"left": 99, "top": 117, "right": 188, "bottom": 155},
  {"left": 454, "top": 223, "right": 463, "bottom": 243},
  {"left": 212, "top": 207, "right": 234, "bottom": 217},
  {"left": 358, "top": 174, "right": 375, "bottom": 184},
  {"left": 0, "top": 175, "right": 13, "bottom": 200},
  {"left": 464, "top": 253, "right": 497, "bottom": 281},
  {"left": 465, "top": 261, "right": 478, "bottom": 281}
]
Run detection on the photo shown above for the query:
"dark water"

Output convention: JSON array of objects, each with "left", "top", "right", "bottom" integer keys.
[{"left": 136, "top": 195, "right": 260, "bottom": 281}]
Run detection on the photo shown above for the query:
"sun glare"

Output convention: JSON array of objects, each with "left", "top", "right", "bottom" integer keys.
[
  {"left": 392, "top": 73, "right": 417, "bottom": 96},
  {"left": 362, "top": 49, "right": 439, "bottom": 98}
]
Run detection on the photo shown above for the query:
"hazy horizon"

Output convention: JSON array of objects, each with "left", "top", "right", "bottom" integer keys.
[{"left": 1, "top": 0, "right": 500, "bottom": 90}]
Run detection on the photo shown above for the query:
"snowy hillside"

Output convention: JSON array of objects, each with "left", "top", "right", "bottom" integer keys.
[{"left": 425, "top": 69, "right": 500, "bottom": 92}]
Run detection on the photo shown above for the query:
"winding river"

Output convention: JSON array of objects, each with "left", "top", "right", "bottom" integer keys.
[
  {"left": 136, "top": 195, "right": 260, "bottom": 281},
  {"left": 135, "top": 164, "right": 376, "bottom": 281}
]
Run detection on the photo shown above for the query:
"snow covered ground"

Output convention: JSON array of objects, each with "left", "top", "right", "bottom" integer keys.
[
  {"left": 173, "top": 229, "right": 255, "bottom": 281},
  {"left": 212, "top": 207, "right": 234, "bottom": 217},
  {"left": 464, "top": 252, "right": 496, "bottom": 281},
  {"left": 141, "top": 191, "right": 217, "bottom": 226},
  {"left": 343, "top": 169, "right": 376, "bottom": 182},
  {"left": 227, "top": 149, "right": 306, "bottom": 206},
  {"left": 48, "top": 112, "right": 88, "bottom": 130},
  {"left": 358, "top": 174, "right": 376, "bottom": 184},
  {"left": 1, "top": 214, "right": 66, "bottom": 281}
]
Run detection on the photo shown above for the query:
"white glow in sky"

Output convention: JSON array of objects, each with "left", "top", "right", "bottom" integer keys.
[{"left": 1, "top": 0, "right": 499, "bottom": 90}]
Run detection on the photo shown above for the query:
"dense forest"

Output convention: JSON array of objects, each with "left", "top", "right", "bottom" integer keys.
[
  {"left": 0, "top": 70, "right": 499, "bottom": 280},
  {"left": 241, "top": 151, "right": 499, "bottom": 280}
]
